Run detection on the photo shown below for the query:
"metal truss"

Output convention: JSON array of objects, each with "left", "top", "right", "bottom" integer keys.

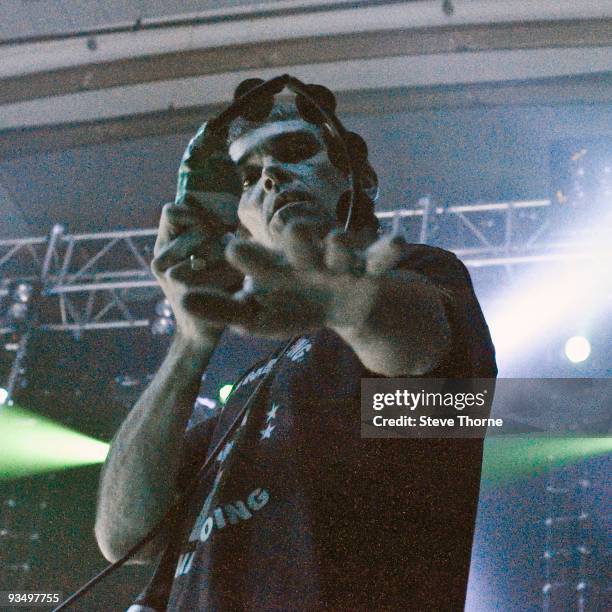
[
  {"left": 0, "top": 198, "right": 608, "bottom": 332},
  {"left": 378, "top": 197, "right": 609, "bottom": 268},
  {"left": 0, "top": 224, "right": 157, "bottom": 332},
  {"left": 541, "top": 461, "right": 595, "bottom": 612}
]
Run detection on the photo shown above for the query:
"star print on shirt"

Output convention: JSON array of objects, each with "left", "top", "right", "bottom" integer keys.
[
  {"left": 260, "top": 423, "right": 275, "bottom": 440},
  {"left": 266, "top": 403, "right": 280, "bottom": 422}
]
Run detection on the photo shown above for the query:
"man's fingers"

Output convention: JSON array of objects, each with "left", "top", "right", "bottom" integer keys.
[
  {"left": 182, "top": 289, "right": 257, "bottom": 328},
  {"left": 365, "top": 233, "right": 406, "bottom": 276},
  {"left": 156, "top": 203, "right": 198, "bottom": 247},
  {"left": 165, "top": 259, "right": 243, "bottom": 290},
  {"left": 152, "top": 228, "right": 226, "bottom": 276},
  {"left": 225, "top": 239, "right": 290, "bottom": 281},
  {"left": 153, "top": 230, "right": 203, "bottom": 274},
  {"left": 155, "top": 201, "right": 224, "bottom": 250},
  {"left": 184, "top": 276, "right": 330, "bottom": 338},
  {"left": 324, "top": 229, "right": 364, "bottom": 274},
  {"left": 282, "top": 220, "right": 325, "bottom": 270}
]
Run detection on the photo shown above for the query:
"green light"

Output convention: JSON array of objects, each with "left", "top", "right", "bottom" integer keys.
[
  {"left": 219, "top": 384, "right": 234, "bottom": 404},
  {"left": 0, "top": 404, "right": 109, "bottom": 480},
  {"left": 481, "top": 436, "right": 612, "bottom": 488}
]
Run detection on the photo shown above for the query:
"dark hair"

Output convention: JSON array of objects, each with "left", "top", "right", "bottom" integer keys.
[{"left": 227, "top": 102, "right": 379, "bottom": 232}]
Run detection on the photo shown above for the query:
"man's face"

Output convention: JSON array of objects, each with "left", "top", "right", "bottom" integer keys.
[{"left": 228, "top": 119, "right": 348, "bottom": 249}]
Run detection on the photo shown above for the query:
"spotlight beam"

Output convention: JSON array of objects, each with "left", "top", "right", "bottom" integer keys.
[
  {"left": 481, "top": 436, "right": 612, "bottom": 488},
  {"left": 0, "top": 404, "right": 109, "bottom": 480}
]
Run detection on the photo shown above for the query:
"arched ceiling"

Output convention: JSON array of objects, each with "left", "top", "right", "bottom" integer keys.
[{"left": 0, "top": 0, "right": 610, "bottom": 149}]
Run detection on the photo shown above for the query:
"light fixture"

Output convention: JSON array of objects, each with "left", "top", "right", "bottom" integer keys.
[
  {"left": 151, "top": 316, "right": 175, "bottom": 336},
  {"left": 8, "top": 302, "right": 28, "bottom": 320},
  {"left": 114, "top": 374, "right": 140, "bottom": 387},
  {"left": 155, "top": 298, "right": 173, "bottom": 318},
  {"left": 151, "top": 299, "right": 175, "bottom": 336},
  {"left": 14, "top": 283, "right": 33, "bottom": 303},
  {"left": 564, "top": 336, "right": 591, "bottom": 363}
]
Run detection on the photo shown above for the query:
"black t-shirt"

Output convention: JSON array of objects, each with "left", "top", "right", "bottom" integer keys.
[{"left": 133, "top": 245, "right": 497, "bottom": 611}]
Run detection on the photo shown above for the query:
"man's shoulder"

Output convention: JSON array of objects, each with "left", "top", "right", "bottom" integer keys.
[
  {"left": 401, "top": 242, "right": 455, "bottom": 257},
  {"left": 394, "top": 243, "right": 497, "bottom": 377},
  {"left": 395, "top": 243, "right": 472, "bottom": 291},
  {"left": 398, "top": 243, "right": 463, "bottom": 265}
]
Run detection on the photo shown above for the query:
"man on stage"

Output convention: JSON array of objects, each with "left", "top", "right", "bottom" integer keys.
[{"left": 95, "top": 81, "right": 496, "bottom": 611}]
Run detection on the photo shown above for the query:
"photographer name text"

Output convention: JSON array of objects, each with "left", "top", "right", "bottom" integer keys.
[{"left": 372, "top": 414, "right": 503, "bottom": 428}]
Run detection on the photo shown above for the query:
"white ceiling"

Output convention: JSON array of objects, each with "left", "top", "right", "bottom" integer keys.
[
  {"left": 2, "top": 46, "right": 609, "bottom": 130},
  {"left": 1, "top": 0, "right": 610, "bottom": 132},
  {"left": 0, "top": 0, "right": 309, "bottom": 42},
  {"left": 3, "top": 1, "right": 609, "bottom": 78}
]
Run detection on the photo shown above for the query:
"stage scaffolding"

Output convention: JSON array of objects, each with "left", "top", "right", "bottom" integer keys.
[{"left": 0, "top": 197, "right": 606, "bottom": 333}]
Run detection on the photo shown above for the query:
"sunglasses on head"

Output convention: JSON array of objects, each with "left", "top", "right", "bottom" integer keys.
[{"left": 208, "top": 74, "right": 373, "bottom": 232}]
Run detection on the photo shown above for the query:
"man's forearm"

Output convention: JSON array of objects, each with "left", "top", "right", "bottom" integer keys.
[
  {"left": 95, "top": 333, "right": 215, "bottom": 563},
  {"left": 332, "top": 271, "right": 451, "bottom": 377}
]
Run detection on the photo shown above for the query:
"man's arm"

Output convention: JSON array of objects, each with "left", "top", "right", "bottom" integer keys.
[
  {"left": 96, "top": 121, "right": 243, "bottom": 564},
  {"left": 330, "top": 268, "right": 451, "bottom": 377},
  {"left": 94, "top": 334, "right": 214, "bottom": 564},
  {"left": 183, "top": 225, "right": 453, "bottom": 377},
  {"left": 95, "top": 202, "right": 242, "bottom": 564}
]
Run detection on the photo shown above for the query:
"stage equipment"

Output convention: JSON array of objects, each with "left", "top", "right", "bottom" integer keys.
[
  {"left": 564, "top": 336, "right": 591, "bottom": 364},
  {"left": 541, "top": 451, "right": 600, "bottom": 611},
  {"left": 550, "top": 137, "right": 611, "bottom": 209},
  {"left": 0, "top": 198, "right": 600, "bottom": 333},
  {"left": 218, "top": 384, "right": 233, "bottom": 404},
  {"left": 151, "top": 298, "right": 175, "bottom": 336},
  {"left": 481, "top": 437, "right": 612, "bottom": 489},
  {"left": 0, "top": 281, "right": 37, "bottom": 410}
]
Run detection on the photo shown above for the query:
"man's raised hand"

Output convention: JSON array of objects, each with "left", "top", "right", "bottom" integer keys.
[
  {"left": 182, "top": 220, "right": 407, "bottom": 339},
  {"left": 151, "top": 202, "right": 243, "bottom": 346}
]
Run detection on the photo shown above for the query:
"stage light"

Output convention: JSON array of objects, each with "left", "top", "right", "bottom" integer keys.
[
  {"left": 114, "top": 374, "right": 140, "bottom": 387},
  {"left": 155, "top": 298, "right": 173, "bottom": 318},
  {"left": 151, "top": 299, "right": 175, "bottom": 336},
  {"left": 485, "top": 255, "right": 609, "bottom": 372},
  {"left": 0, "top": 388, "right": 7, "bottom": 404},
  {"left": 14, "top": 283, "right": 33, "bottom": 303},
  {"left": 219, "top": 384, "right": 233, "bottom": 404},
  {"left": 481, "top": 436, "right": 612, "bottom": 488},
  {"left": 0, "top": 404, "right": 109, "bottom": 479},
  {"left": 484, "top": 155, "right": 612, "bottom": 373},
  {"left": 565, "top": 336, "right": 591, "bottom": 363},
  {"left": 151, "top": 315, "right": 174, "bottom": 336},
  {"left": 8, "top": 302, "right": 28, "bottom": 320}
]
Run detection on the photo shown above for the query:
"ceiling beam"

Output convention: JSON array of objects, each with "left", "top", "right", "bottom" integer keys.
[
  {"left": 1, "top": 72, "right": 610, "bottom": 161},
  {"left": 1, "top": 19, "right": 610, "bottom": 106}
]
